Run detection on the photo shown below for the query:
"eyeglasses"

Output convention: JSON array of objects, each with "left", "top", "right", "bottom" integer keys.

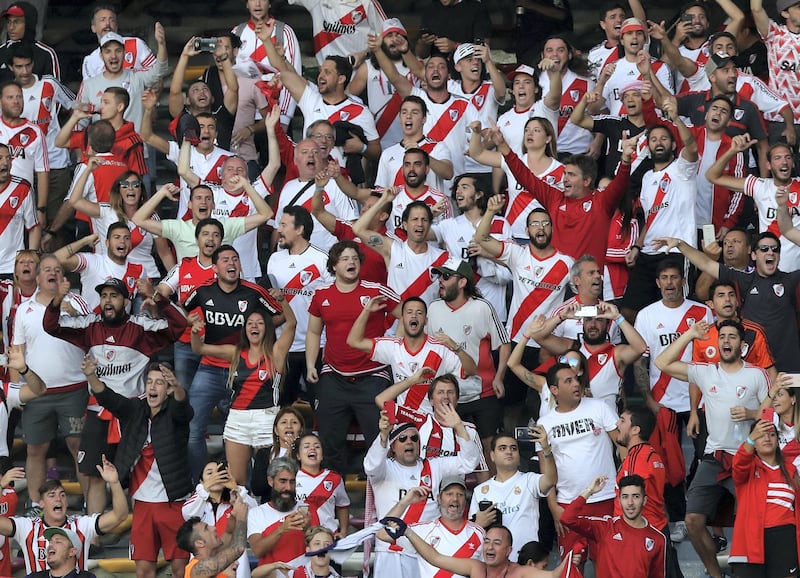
[
  {"left": 119, "top": 181, "right": 142, "bottom": 188},
  {"left": 558, "top": 355, "right": 581, "bottom": 369},
  {"left": 397, "top": 434, "right": 419, "bottom": 443},
  {"left": 528, "top": 220, "right": 552, "bottom": 228},
  {"left": 310, "top": 133, "right": 334, "bottom": 141},
  {"left": 756, "top": 245, "right": 780, "bottom": 253}
]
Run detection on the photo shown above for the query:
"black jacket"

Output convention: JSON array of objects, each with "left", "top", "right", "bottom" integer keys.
[
  {"left": 0, "top": 2, "right": 59, "bottom": 82},
  {"left": 95, "top": 387, "right": 193, "bottom": 502}
]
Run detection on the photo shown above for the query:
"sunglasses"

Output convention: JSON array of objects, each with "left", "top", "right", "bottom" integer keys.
[
  {"left": 756, "top": 245, "right": 780, "bottom": 253},
  {"left": 558, "top": 355, "right": 581, "bottom": 369},
  {"left": 119, "top": 181, "right": 142, "bottom": 188},
  {"left": 397, "top": 434, "right": 420, "bottom": 443},
  {"left": 437, "top": 272, "right": 456, "bottom": 280}
]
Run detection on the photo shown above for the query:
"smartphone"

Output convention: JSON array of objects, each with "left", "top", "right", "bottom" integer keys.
[
  {"left": 680, "top": 13, "right": 694, "bottom": 23},
  {"left": 702, "top": 224, "right": 716, "bottom": 248},
  {"left": 515, "top": 426, "right": 535, "bottom": 442},
  {"left": 194, "top": 38, "right": 217, "bottom": 52},
  {"left": 574, "top": 305, "right": 598, "bottom": 318},
  {"left": 473, "top": 38, "right": 485, "bottom": 46},
  {"left": 298, "top": 505, "right": 309, "bottom": 516},
  {"left": 478, "top": 500, "right": 493, "bottom": 511},
  {"left": 383, "top": 400, "right": 397, "bottom": 425}
]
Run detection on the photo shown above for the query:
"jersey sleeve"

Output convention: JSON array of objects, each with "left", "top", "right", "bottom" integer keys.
[{"left": 370, "top": 338, "right": 395, "bottom": 365}]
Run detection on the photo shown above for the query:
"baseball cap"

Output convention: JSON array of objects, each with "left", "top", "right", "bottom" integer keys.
[
  {"left": 778, "top": 0, "right": 800, "bottom": 11},
  {"left": 99, "top": 31, "right": 125, "bottom": 48},
  {"left": 0, "top": 4, "right": 24, "bottom": 18},
  {"left": 620, "top": 80, "right": 644, "bottom": 95},
  {"left": 432, "top": 257, "right": 474, "bottom": 279},
  {"left": 705, "top": 52, "right": 734, "bottom": 76},
  {"left": 453, "top": 43, "right": 476, "bottom": 64},
  {"left": 439, "top": 475, "right": 467, "bottom": 492},
  {"left": 43, "top": 527, "right": 82, "bottom": 550},
  {"left": 619, "top": 17, "right": 645, "bottom": 35},
  {"left": 507, "top": 64, "right": 536, "bottom": 81},
  {"left": 95, "top": 278, "right": 130, "bottom": 299},
  {"left": 382, "top": 17, "right": 407, "bottom": 36}
]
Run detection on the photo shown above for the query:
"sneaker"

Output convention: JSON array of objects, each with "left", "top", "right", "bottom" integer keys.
[
  {"left": 670, "top": 521, "right": 688, "bottom": 542},
  {"left": 712, "top": 534, "right": 728, "bottom": 553}
]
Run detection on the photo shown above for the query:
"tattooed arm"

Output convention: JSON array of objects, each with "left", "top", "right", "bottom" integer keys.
[
  {"left": 190, "top": 497, "right": 248, "bottom": 578},
  {"left": 352, "top": 187, "right": 396, "bottom": 262},
  {"left": 473, "top": 194, "right": 505, "bottom": 259}
]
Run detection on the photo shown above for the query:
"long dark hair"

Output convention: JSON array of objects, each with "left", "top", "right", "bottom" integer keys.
[
  {"left": 109, "top": 170, "right": 146, "bottom": 222},
  {"left": 225, "top": 308, "right": 278, "bottom": 390}
]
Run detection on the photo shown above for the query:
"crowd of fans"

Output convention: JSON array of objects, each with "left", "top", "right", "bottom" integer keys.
[{"left": 1, "top": 0, "right": 800, "bottom": 576}]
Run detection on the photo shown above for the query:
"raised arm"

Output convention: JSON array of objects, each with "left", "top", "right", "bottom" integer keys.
[
  {"left": 661, "top": 95, "right": 697, "bottom": 162},
  {"left": 177, "top": 139, "right": 201, "bottom": 189},
  {"left": 369, "top": 33, "right": 413, "bottom": 98},
  {"left": 255, "top": 19, "right": 307, "bottom": 103},
  {"left": 194, "top": 498, "right": 248, "bottom": 578},
  {"left": 719, "top": 0, "right": 745, "bottom": 37},
  {"left": 189, "top": 313, "right": 237, "bottom": 360},
  {"left": 346, "top": 296, "right": 389, "bottom": 353},
  {"left": 751, "top": 0, "right": 770, "bottom": 40},
  {"left": 54, "top": 233, "right": 98, "bottom": 273},
  {"left": 569, "top": 90, "right": 598, "bottom": 132},
  {"left": 66, "top": 159, "right": 101, "bottom": 218},
  {"left": 649, "top": 20, "right": 697, "bottom": 78},
  {"left": 706, "top": 134, "right": 752, "bottom": 192},
  {"left": 8, "top": 345, "right": 45, "bottom": 401},
  {"left": 374, "top": 365, "right": 432, "bottom": 407},
  {"left": 215, "top": 43, "right": 239, "bottom": 116},
  {"left": 310, "top": 170, "right": 339, "bottom": 234},
  {"left": 652, "top": 236, "right": 720, "bottom": 278},
  {"left": 54, "top": 107, "right": 91, "bottom": 149},
  {"left": 467, "top": 122, "right": 502, "bottom": 167},
  {"left": 141, "top": 89, "right": 170, "bottom": 155},
  {"left": 257, "top": 106, "right": 281, "bottom": 189},
  {"left": 96, "top": 454, "right": 130, "bottom": 533},
  {"left": 507, "top": 336, "right": 547, "bottom": 394},
  {"left": 169, "top": 37, "right": 201, "bottom": 118},
  {"left": 654, "top": 320, "right": 709, "bottom": 382},
  {"left": 352, "top": 187, "right": 395, "bottom": 260},
  {"left": 132, "top": 183, "right": 178, "bottom": 237},
  {"left": 528, "top": 311, "right": 577, "bottom": 355},
  {"left": 474, "top": 194, "right": 505, "bottom": 258}
]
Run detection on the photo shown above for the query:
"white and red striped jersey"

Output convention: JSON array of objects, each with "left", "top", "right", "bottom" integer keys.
[
  {"left": 167, "top": 141, "right": 229, "bottom": 220},
  {"left": 295, "top": 468, "right": 350, "bottom": 532},
  {"left": 298, "top": 83, "right": 379, "bottom": 146},
  {"left": 247, "top": 501, "right": 306, "bottom": 566},
  {"left": 160, "top": 256, "right": 216, "bottom": 344},
  {"left": 14, "top": 515, "right": 99, "bottom": 574},
  {"left": 764, "top": 20, "right": 800, "bottom": 123},
  {"left": 0, "top": 280, "right": 33, "bottom": 358},
  {"left": 181, "top": 484, "right": 257, "bottom": 578},
  {"left": 207, "top": 183, "right": 267, "bottom": 282},
  {"left": 550, "top": 296, "right": 621, "bottom": 344},
  {"left": 431, "top": 214, "right": 513, "bottom": 321},
  {"left": 448, "top": 79, "right": 503, "bottom": 173},
  {"left": 267, "top": 245, "right": 332, "bottom": 352},
  {"left": 496, "top": 101, "right": 560, "bottom": 154},
  {"left": 371, "top": 335, "right": 464, "bottom": 414},
  {"left": 0, "top": 118, "right": 48, "bottom": 184},
  {"left": 601, "top": 58, "right": 673, "bottom": 116},
  {"left": 82, "top": 36, "right": 155, "bottom": 80},
  {"left": 588, "top": 41, "right": 620, "bottom": 82},
  {"left": 640, "top": 154, "right": 699, "bottom": 254},
  {"left": 130, "top": 440, "right": 168, "bottom": 502},
  {"left": 93, "top": 205, "right": 161, "bottom": 279},
  {"left": 0, "top": 177, "right": 37, "bottom": 274},
  {"left": 21, "top": 75, "right": 74, "bottom": 169},
  {"left": 691, "top": 72, "right": 789, "bottom": 119},
  {"left": 675, "top": 41, "right": 710, "bottom": 94},
  {"left": 743, "top": 175, "right": 800, "bottom": 272},
  {"left": 384, "top": 184, "right": 453, "bottom": 240},
  {"left": 232, "top": 19, "right": 302, "bottom": 126},
  {"left": 287, "top": 0, "right": 386, "bottom": 64},
  {"left": 401, "top": 517, "right": 484, "bottom": 578},
  {"left": 72, "top": 252, "right": 142, "bottom": 312},
  {"left": 635, "top": 299, "right": 713, "bottom": 412},
  {"left": 500, "top": 154, "right": 563, "bottom": 240},
  {"left": 387, "top": 240, "right": 449, "bottom": 306},
  {"left": 539, "top": 70, "right": 594, "bottom": 154},
  {"left": 603, "top": 211, "right": 639, "bottom": 301},
  {"left": 12, "top": 291, "right": 90, "bottom": 389},
  {"left": 496, "top": 243, "right": 572, "bottom": 345},
  {"left": 427, "top": 296, "right": 509, "bottom": 403},
  {"left": 273, "top": 178, "right": 358, "bottom": 252},
  {"left": 67, "top": 155, "right": 129, "bottom": 207},
  {"left": 579, "top": 342, "right": 623, "bottom": 412},
  {"left": 375, "top": 139, "right": 453, "bottom": 192},
  {"left": 364, "top": 432, "right": 479, "bottom": 552},
  {"left": 365, "top": 58, "right": 420, "bottom": 148},
  {"left": 410, "top": 87, "right": 470, "bottom": 182},
  {"left": 412, "top": 411, "right": 485, "bottom": 470}
]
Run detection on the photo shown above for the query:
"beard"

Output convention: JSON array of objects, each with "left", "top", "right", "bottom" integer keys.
[{"left": 272, "top": 492, "right": 296, "bottom": 512}]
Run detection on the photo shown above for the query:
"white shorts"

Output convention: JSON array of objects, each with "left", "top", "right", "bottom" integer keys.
[
  {"left": 374, "top": 551, "right": 420, "bottom": 578},
  {"left": 223, "top": 407, "right": 279, "bottom": 447}
]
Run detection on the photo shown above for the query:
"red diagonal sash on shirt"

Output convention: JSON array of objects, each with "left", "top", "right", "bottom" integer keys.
[
  {"left": 645, "top": 173, "right": 672, "bottom": 231},
  {"left": 506, "top": 190, "right": 535, "bottom": 227},
  {"left": 652, "top": 306, "right": 707, "bottom": 401},
  {"left": 304, "top": 470, "right": 338, "bottom": 526},
  {"left": 400, "top": 252, "right": 449, "bottom": 302},
  {"left": 389, "top": 459, "right": 433, "bottom": 551},
  {"left": 282, "top": 265, "right": 321, "bottom": 302},
  {"left": 509, "top": 259, "right": 570, "bottom": 337},
  {"left": 328, "top": 103, "right": 366, "bottom": 125},
  {"left": 404, "top": 349, "right": 444, "bottom": 410},
  {"left": 0, "top": 183, "right": 30, "bottom": 237},
  {"left": 393, "top": 143, "right": 438, "bottom": 186},
  {"left": 426, "top": 100, "right": 468, "bottom": 143},
  {"left": 313, "top": 5, "right": 367, "bottom": 52},
  {"left": 431, "top": 530, "right": 483, "bottom": 578},
  {"left": 376, "top": 92, "right": 402, "bottom": 138}
]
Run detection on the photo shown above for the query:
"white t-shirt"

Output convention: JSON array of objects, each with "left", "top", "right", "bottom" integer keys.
[
  {"left": 635, "top": 299, "right": 714, "bottom": 412},
  {"left": 448, "top": 79, "right": 503, "bottom": 173},
  {"left": 688, "top": 361, "right": 769, "bottom": 453},
  {"left": 743, "top": 175, "right": 800, "bottom": 272},
  {"left": 72, "top": 253, "right": 142, "bottom": 312},
  {"left": 496, "top": 102, "right": 559, "bottom": 154},
  {"left": 499, "top": 155, "right": 563, "bottom": 240},
  {"left": 93, "top": 205, "right": 161, "bottom": 279},
  {"left": 207, "top": 183, "right": 267, "bottom": 281},
  {"left": 468, "top": 471, "right": 548, "bottom": 562},
  {"left": 297, "top": 83, "right": 379, "bottom": 151},
  {"left": 384, "top": 184, "right": 453, "bottom": 240},
  {"left": 0, "top": 177, "right": 37, "bottom": 274},
  {"left": 167, "top": 141, "right": 229, "bottom": 220},
  {"left": 536, "top": 397, "right": 618, "bottom": 503},
  {"left": 364, "top": 58, "right": 420, "bottom": 148},
  {"left": 13, "top": 513, "right": 100, "bottom": 574},
  {"left": 0, "top": 118, "right": 48, "bottom": 184},
  {"left": 295, "top": 468, "right": 350, "bottom": 532},
  {"left": 401, "top": 517, "right": 484, "bottom": 578},
  {"left": 601, "top": 57, "right": 673, "bottom": 116},
  {"left": 21, "top": 75, "right": 73, "bottom": 169},
  {"left": 375, "top": 139, "right": 453, "bottom": 192},
  {"left": 387, "top": 240, "right": 448, "bottom": 306}
]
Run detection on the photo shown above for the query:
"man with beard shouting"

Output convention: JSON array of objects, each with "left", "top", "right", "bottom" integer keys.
[{"left": 248, "top": 456, "right": 311, "bottom": 569}]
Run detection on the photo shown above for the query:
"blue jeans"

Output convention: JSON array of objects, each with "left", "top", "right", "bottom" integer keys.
[
  {"left": 173, "top": 342, "right": 201, "bottom": 393},
  {"left": 188, "top": 364, "right": 229, "bottom": 482}
]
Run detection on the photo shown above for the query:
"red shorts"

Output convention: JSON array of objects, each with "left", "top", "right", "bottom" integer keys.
[
  {"left": 558, "top": 498, "right": 614, "bottom": 561},
  {"left": 130, "top": 500, "right": 190, "bottom": 561}
]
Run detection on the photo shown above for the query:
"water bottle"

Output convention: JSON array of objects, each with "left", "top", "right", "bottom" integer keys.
[{"left": 732, "top": 420, "right": 748, "bottom": 444}]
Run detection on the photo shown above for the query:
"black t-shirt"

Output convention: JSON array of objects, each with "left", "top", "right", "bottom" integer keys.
[
  {"left": 736, "top": 41, "right": 769, "bottom": 83},
  {"left": 676, "top": 91, "right": 767, "bottom": 141},
  {"left": 718, "top": 265, "right": 800, "bottom": 372},
  {"left": 592, "top": 116, "right": 647, "bottom": 181},
  {"left": 421, "top": 0, "right": 492, "bottom": 56}
]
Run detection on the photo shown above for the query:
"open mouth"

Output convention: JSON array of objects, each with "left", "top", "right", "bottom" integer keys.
[
  {"left": 408, "top": 318, "right": 420, "bottom": 330},
  {"left": 226, "top": 265, "right": 237, "bottom": 275}
]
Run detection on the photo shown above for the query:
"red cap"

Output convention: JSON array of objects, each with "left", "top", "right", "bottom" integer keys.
[{"left": 1, "top": 5, "right": 24, "bottom": 18}]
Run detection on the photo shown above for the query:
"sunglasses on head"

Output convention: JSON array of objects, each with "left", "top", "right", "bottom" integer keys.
[
  {"left": 558, "top": 355, "right": 581, "bottom": 369},
  {"left": 756, "top": 244, "right": 780, "bottom": 253},
  {"left": 397, "top": 434, "right": 419, "bottom": 443}
]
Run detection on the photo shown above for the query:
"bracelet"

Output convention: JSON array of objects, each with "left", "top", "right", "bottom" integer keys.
[
  {"left": 613, "top": 316, "right": 624, "bottom": 327},
  {"left": 67, "top": 245, "right": 74, "bottom": 257},
  {"left": 247, "top": 125, "right": 254, "bottom": 135},
  {"left": 315, "top": 185, "right": 325, "bottom": 191},
  {"left": 360, "top": 142, "right": 368, "bottom": 155},
  {"left": 453, "top": 344, "right": 463, "bottom": 353},
  {"left": 631, "top": 245, "right": 642, "bottom": 252},
  {"left": 541, "top": 451, "right": 553, "bottom": 458},
  {"left": 19, "top": 366, "right": 29, "bottom": 375},
  {"left": 36, "top": 207, "right": 46, "bottom": 212},
  {"left": 746, "top": 436, "right": 755, "bottom": 446}
]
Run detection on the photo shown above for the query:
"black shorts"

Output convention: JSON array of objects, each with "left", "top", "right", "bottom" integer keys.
[
  {"left": 732, "top": 525, "right": 798, "bottom": 578},
  {"left": 457, "top": 396, "right": 502, "bottom": 439},
  {"left": 623, "top": 252, "right": 687, "bottom": 314},
  {"left": 77, "top": 411, "right": 117, "bottom": 476}
]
